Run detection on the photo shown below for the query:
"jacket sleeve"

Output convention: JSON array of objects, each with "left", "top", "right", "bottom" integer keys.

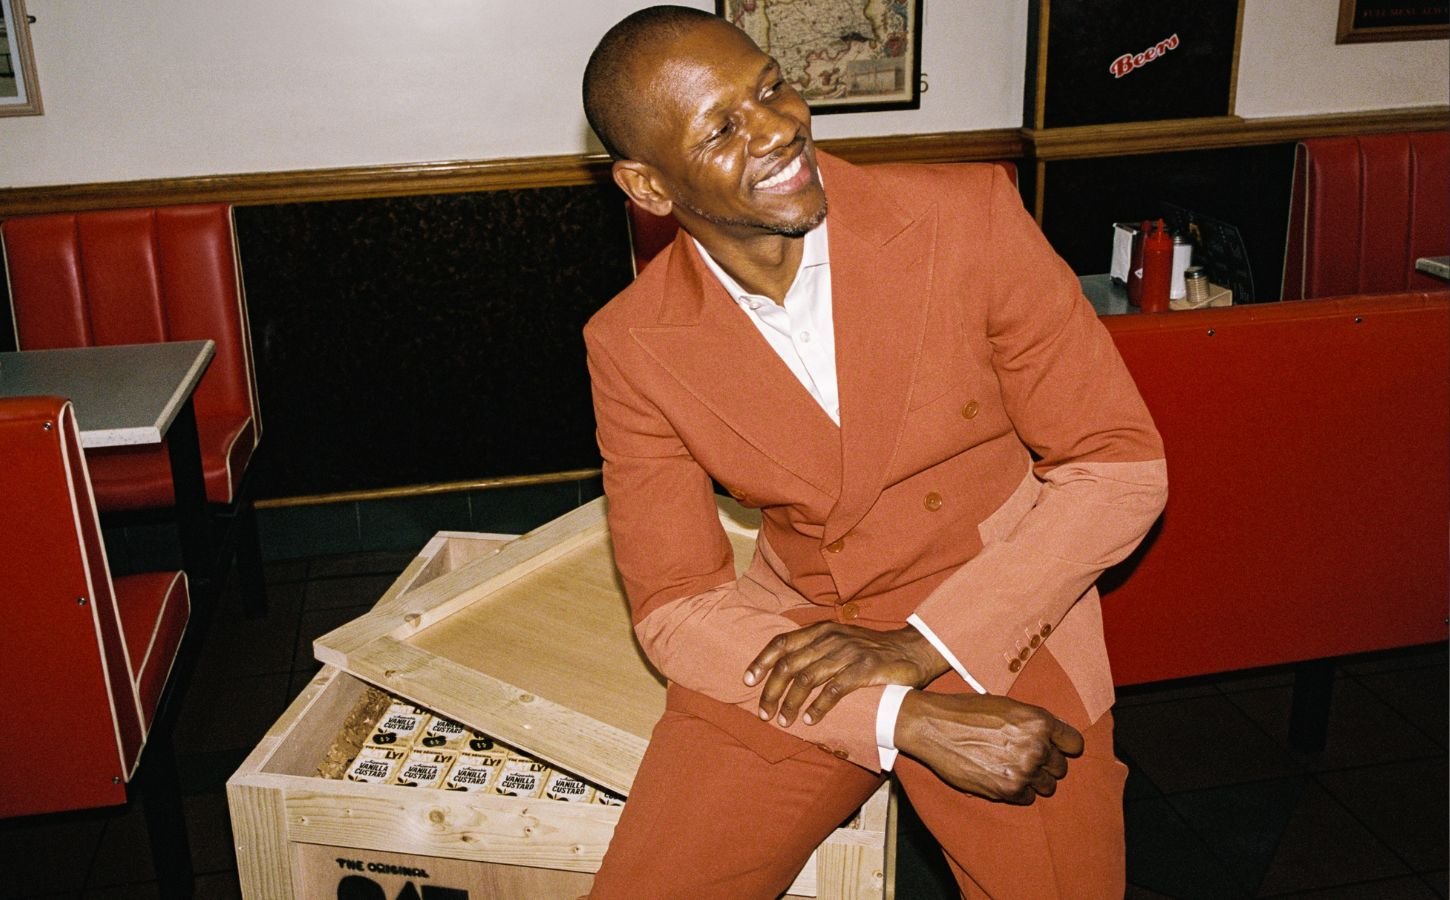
[
  {"left": 586, "top": 322, "right": 887, "bottom": 769},
  {"left": 909, "top": 167, "right": 1168, "bottom": 697}
]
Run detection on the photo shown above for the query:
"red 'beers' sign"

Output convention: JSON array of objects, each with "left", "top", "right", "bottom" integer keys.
[{"left": 1109, "top": 34, "right": 1180, "bottom": 79}]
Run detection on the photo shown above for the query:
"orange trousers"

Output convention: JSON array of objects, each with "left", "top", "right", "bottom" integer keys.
[{"left": 590, "top": 648, "right": 1127, "bottom": 899}]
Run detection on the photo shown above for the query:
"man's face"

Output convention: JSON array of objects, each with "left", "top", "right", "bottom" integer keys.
[{"left": 626, "top": 19, "right": 826, "bottom": 240}]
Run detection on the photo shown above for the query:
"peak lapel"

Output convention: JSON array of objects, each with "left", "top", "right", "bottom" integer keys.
[
  {"left": 821, "top": 155, "right": 940, "bottom": 542},
  {"left": 629, "top": 234, "right": 842, "bottom": 498}
]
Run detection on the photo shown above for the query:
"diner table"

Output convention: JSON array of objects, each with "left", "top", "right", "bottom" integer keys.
[
  {"left": 1416, "top": 255, "right": 1450, "bottom": 281},
  {"left": 0, "top": 340, "right": 217, "bottom": 590}
]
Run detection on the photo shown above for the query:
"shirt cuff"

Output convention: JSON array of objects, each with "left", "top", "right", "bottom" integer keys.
[
  {"left": 874, "top": 683, "right": 912, "bottom": 770},
  {"left": 907, "top": 613, "right": 988, "bottom": 695}
]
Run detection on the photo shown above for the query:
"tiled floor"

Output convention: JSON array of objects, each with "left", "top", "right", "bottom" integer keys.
[{"left": 3, "top": 548, "right": 1445, "bottom": 899}]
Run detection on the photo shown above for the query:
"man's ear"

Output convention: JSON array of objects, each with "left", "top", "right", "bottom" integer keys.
[{"left": 613, "top": 160, "right": 673, "bottom": 218}]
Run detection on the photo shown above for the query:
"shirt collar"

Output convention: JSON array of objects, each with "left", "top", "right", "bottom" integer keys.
[{"left": 692, "top": 218, "right": 830, "bottom": 303}]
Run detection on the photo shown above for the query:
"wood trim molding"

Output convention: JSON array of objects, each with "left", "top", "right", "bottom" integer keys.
[
  {"left": 1023, "top": 106, "right": 1449, "bottom": 160},
  {"left": 0, "top": 130, "right": 1022, "bottom": 218},
  {"left": 0, "top": 110, "right": 1443, "bottom": 217}
]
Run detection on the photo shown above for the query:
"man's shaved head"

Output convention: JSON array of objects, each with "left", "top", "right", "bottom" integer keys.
[{"left": 583, "top": 5, "right": 719, "bottom": 161}]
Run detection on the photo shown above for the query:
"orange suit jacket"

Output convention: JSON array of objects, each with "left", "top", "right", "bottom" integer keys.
[{"left": 585, "top": 153, "right": 1167, "bottom": 769}]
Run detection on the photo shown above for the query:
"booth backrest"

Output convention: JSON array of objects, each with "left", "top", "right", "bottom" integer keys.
[
  {"left": 1281, "top": 131, "right": 1450, "bottom": 300},
  {"left": 625, "top": 160, "right": 1020, "bottom": 276},
  {"left": 1099, "top": 292, "right": 1449, "bottom": 685},
  {"left": 0, "top": 396, "right": 143, "bottom": 815},
  {"left": 0, "top": 204, "right": 262, "bottom": 507}
]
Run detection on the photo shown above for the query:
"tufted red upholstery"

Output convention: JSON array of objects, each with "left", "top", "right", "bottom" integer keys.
[
  {"left": 1, "top": 204, "right": 261, "bottom": 511},
  {"left": 625, "top": 160, "right": 1020, "bottom": 276},
  {"left": 1100, "top": 291, "right": 1449, "bottom": 685},
  {"left": 0, "top": 396, "right": 190, "bottom": 818},
  {"left": 1281, "top": 131, "right": 1450, "bottom": 300}
]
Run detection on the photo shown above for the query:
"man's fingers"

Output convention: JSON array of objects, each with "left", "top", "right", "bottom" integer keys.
[
  {"left": 1050, "top": 718, "right": 1085, "bottom": 757},
  {"left": 1028, "top": 766, "right": 1059, "bottom": 798},
  {"left": 1041, "top": 745, "right": 1069, "bottom": 781},
  {"left": 744, "top": 629, "right": 813, "bottom": 686}
]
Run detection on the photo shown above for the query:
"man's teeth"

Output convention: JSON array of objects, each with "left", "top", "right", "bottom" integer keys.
[{"left": 757, "top": 155, "right": 802, "bottom": 189}]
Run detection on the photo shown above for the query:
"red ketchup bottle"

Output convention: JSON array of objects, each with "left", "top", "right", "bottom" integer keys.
[{"left": 1138, "top": 219, "right": 1173, "bottom": 313}]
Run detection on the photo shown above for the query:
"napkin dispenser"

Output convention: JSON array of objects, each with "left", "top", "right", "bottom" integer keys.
[{"left": 1109, "top": 222, "right": 1137, "bottom": 282}]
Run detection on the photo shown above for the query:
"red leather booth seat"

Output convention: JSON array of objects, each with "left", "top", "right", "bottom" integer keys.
[
  {"left": 0, "top": 205, "right": 261, "bottom": 511},
  {"left": 1100, "top": 291, "right": 1449, "bottom": 685},
  {"left": 0, "top": 397, "right": 189, "bottom": 817},
  {"left": 1281, "top": 131, "right": 1450, "bottom": 300},
  {"left": 625, "top": 160, "right": 1019, "bottom": 275}
]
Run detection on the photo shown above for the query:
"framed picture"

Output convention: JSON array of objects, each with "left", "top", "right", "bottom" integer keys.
[
  {"left": 0, "top": 0, "right": 41, "bottom": 117},
  {"left": 1025, "top": 0, "right": 1244, "bottom": 130},
  {"left": 1336, "top": 0, "right": 1449, "bottom": 43},
  {"left": 716, "top": 0, "right": 924, "bottom": 114}
]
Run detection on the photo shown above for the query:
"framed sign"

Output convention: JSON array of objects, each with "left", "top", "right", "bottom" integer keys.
[
  {"left": 0, "top": 0, "right": 41, "bottom": 117},
  {"left": 717, "top": 0, "right": 923, "bottom": 114},
  {"left": 1026, "top": 0, "right": 1243, "bottom": 130},
  {"left": 1336, "top": 0, "right": 1449, "bottom": 43}
]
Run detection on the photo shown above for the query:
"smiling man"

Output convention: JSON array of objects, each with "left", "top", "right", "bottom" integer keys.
[{"left": 581, "top": 7, "right": 1167, "bottom": 898}]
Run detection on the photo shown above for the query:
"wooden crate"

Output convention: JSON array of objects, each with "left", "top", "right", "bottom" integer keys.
[{"left": 229, "top": 512, "right": 895, "bottom": 899}]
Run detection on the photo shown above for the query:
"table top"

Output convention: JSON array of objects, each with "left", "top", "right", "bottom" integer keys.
[
  {"left": 0, "top": 340, "right": 215, "bottom": 448},
  {"left": 1079, "top": 273, "right": 1136, "bottom": 316},
  {"left": 1416, "top": 256, "right": 1449, "bottom": 281}
]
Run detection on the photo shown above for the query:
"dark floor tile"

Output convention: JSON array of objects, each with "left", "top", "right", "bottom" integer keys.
[
  {"left": 303, "top": 572, "right": 399, "bottom": 611},
  {"left": 1125, "top": 796, "right": 1246, "bottom": 899},
  {"left": 82, "top": 883, "right": 163, "bottom": 899},
  {"left": 175, "top": 750, "right": 253, "bottom": 799},
  {"left": 1317, "top": 758, "right": 1449, "bottom": 873},
  {"left": 1168, "top": 778, "right": 1308, "bottom": 894},
  {"left": 307, "top": 549, "right": 416, "bottom": 580},
  {"left": 172, "top": 672, "right": 292, "bottom": 756},
  {"left": 1356, "top": 665, "right": 1449, "bottom": 750},
  {"left": 1423, "top": 870, "right": 1448, "bottom": 898},
  {"left": 293, "top": 603, "right": 374, "bottom": 671},
  {"left": 0, "top": 813, "right": 104, "bottom": 898},
  {"left": 1126, "top": 886, "right": 1181, "bottom": 899},
  {"left": 1274, "top": 875, "right": 1441, "bottom": 898},
  {"left": 1251, "top": 779, "right": 1408, "bottom": 896},
  {"left": 192, "top": 871, "right": 241, "bottom": 899},
  {"left": 1114, "top": 694, "right": 1302, "bottom": 794},
  {"left": 262, "top": 557, "right": 309, "bottom": 585},
  {"left": 182, "top": 794, "right": 236, "bottom": 876},
  {"left": 1225, "top": 679, "right": 1442, "bottom": 771},
  {"left": 1115, "top": 679, "right": 1221, "bottom": 707},
  {"left": 1118, "top": 747, "right": 1164, "bottom": 801},
  {"left": 188, "top": 584, "right": 304, "bottom": 685},
  {"left": 86, "top": 804, "right": 154, "bottom": 887}
]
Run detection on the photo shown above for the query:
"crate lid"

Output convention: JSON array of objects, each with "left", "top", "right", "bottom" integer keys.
[{"left": 313, "top": 496, "right": 759, "bottom": 796}]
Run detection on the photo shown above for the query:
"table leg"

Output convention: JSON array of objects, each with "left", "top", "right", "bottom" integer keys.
[{"left": 166, "top": 398, "right": 214, "bottom": 593}]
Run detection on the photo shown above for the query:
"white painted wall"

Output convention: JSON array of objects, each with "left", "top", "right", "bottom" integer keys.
[
  {"left": 0, "top": 1, "right": 1443, "bottom": 189},
  {"left": 1235, "top": 0, "right": 1448, "bottom": 117}
]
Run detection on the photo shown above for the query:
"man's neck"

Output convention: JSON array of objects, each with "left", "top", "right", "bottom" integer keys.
[{"left": 694, "top": 231, "right": 805, "bottom": 305}]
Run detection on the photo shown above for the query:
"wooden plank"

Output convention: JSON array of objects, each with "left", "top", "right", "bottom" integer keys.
[
  {"left": 227, "top": 782, "right": 295, "bottom": 900},
  {"left": 315, "top": 497, "right": 760, "bottom": 792},
  {"left": 283, "top": 782, "right": 622, "bottom": 872}
]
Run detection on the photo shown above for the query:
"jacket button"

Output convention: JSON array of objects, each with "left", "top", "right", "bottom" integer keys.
[
  {"left": 1029, "top": 634, "right": 1041, "bottom": 648},
  {"left": 1019, "top": 647, "right": 1031, "bottom": 661},
  {"left": 728, "top": 487, "right": 747, "bottom": 501},
  {"left": 832, "top": 748, "right": 849, "bottom": 760},
  {"left": 1040, "top": 622, "right": 1053, "bottom": 637},
  {"left": 840, "top": 601, "right": 860, "bottom": 621},
  {"left": 962, "top": 400, "right": 980, "bottom": 419},
  {"left": 825, "top": 538, "right": 845, "bottom": 553},
  {"left": 924, "top": 492, "right": 943, "bottom": 511},
  {"left": 1009, "top": 658, "right": 1023, "bottom": 673}
]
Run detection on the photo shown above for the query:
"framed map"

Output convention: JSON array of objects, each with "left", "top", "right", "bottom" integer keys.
[
  {"left": 717, "top": 0, "right": 924, "bottom": 114},
  {"left": 0, "top": 0, "right": 42, "bottom": 117}
]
